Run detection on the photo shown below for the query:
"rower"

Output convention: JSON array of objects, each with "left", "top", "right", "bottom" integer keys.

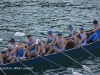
[
  {"left": 74, "top": 27, "right": 87, "bottom": 47},
  {"left": 36, "top": 39, "right": 45, "bottom": 56},
  {"left": 0, "top": 53, "right": 3, "bottom": 65},
  {"left": 47, "top": 32, "right": 66, "bottom": 54},
  {"left": 10, "top": 40, "right": 26, "bottom": 63},
  {"left": 45, "top": 30, "right": 56, "bottom": 52},
  {"left": 26, "top": 35, "right": 37, "bottom": 59},
  {"left": 3, "top": 38, "right": 17, "bottom": 62},
  {"left": 66, "top": 24, "right": 77, "bottom": 46},
  {"left": 87, "top": 20, "right": 100, "bottom": 42}
]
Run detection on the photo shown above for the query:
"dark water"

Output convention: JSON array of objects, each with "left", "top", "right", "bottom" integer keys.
[{"left": 0, "top": 0, "right": 100, "bottom": 75}]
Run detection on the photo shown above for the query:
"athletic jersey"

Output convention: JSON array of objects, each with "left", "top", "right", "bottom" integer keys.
[
  {"left": 47, "top": 36, "right": 54, "bottom": 43},
  {"left": 69, "top": 30, "right": 74, "bottom": 37},
  {"left": 27, "top": 39, "right": 35, "bottom": 51},
  {"left": 95, "top": 24, "right": 100, "bottom": 35},
  {"left": 80, "top": 33, "right": 87, "bottom": 45},
  {"left": 16, "top": 48, "right": 24, "bottom": 57},
  {"left": 56, "top": 38, "right": 65, "bottom": 51},
  {"left": 9, "top": 44, "right": 16, "bottom": 52}
]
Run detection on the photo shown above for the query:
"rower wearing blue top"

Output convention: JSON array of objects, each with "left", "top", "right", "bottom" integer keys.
[
  {"left": 36, "top": 39, "right": 45, "bottom": 56},
  {"left": 3, "top": 38, "right": 17, "bottom": 62},
  {"left": 87, "top": 20, "right": 100, "bottom": 42},
  {"left": 45, "top": 30, "right": 56, "bottom": 51},
  {"left": 74, "top": 27, "right": 87, "bottom": 47},
  {"left": 0, "top": 53, "right": 3, "bottom": 65},
  {"left": 10, "top": 40, "right": 26, "bottom": 63},
  {"left": 26, "top": 35, "right": 38, "bottom": 59},
  {"left": 66, "top": 24, "right": 77, "bottom": 46},
  {"left": 47, "top": 32, "right": 66, "bottom": 54},
  {"left": 27, "top": 35, "right": 36, "bottom": 51}
]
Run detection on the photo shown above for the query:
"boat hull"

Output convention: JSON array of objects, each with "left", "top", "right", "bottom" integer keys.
[{"left": 0, "top": 41, "right": 100, "bottom": 75}]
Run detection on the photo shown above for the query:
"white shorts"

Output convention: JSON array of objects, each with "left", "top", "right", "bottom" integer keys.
[{"left": 19, "top": 57, "right": 25, "bottom": 60}]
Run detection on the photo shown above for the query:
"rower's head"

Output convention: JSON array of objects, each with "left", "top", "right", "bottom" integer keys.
[
  {"left": 36, "top": 39, "right": 41, "bottom": 45},
  {"left": 79, "top": 27, "right": 84, "bottom": 33},
  {"left": 57, "top": 32, "right": 62, "bottom": 39},
  {"left": 9, "top": 38, "right": 15, "bottom": 44},
  {"left": 68, "top": 24, "right": 73, "bottom": 30},
  {"left": 93, "top": 20, "right": 98, "bottom": 26},
  {"left": 47, "top": 30, "right": 53, "bottom": 36},
  {"left": 27, "top": 35, "right": 32, "bottom": 41},
  {"left": 18, "top": 40, "right": 22, "bottom": 45}
]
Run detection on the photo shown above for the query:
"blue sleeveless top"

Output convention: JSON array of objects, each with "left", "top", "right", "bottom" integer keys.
[
  {"left": 48, "top": 36, "right": 54, "bottom": 43},
  {"left": 57, "top": 38, "right": 65, "bottom": 49},
  {"left": 28, "top": 39, "right": 35, "bottom": 51},
  {"left": 16, "top": 48, "right": 24, "bottom": 57},
  {"left": 9, "top": 44, "right": 16, "bottom": 52},
  {"left": 95, "top": 25, "right": 100, "bottom": 35},
  {"left": 80, "top": 33, "right": 87, "bottom": 44},
  {"left": 69, "top": 30, "right": 73, "bottom": 37}
]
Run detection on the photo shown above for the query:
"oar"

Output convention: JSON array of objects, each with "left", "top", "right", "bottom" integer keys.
[
  {"left": 9, "top": 55, "right": 37, "bottom": 75},
  {"left": 81, "top": 47, "right": 97, "bottom": 59},
  {"left": 0, "top": 69, "right": 7, "bottom": 75},
  {"left": 38, "top": 55, "right": 83, "bottom": 75},
  {"left": 58, "top": 50, "right": 91, "bottom": 73}
]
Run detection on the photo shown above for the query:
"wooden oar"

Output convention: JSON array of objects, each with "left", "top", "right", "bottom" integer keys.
[{"left": 58, "top": 50, "right": 91, "bottom": 73}]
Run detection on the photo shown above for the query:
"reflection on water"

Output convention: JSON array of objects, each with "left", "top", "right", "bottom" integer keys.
[{"left": 0, "top": 0, "right": 100, "bottom": 75}]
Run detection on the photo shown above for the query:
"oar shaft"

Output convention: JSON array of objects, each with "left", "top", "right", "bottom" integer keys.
[
  {"left": 0, "top": 69, "right": 7, "bottom": 75},
  {"left": 13, "top": 58, "right": 37, "bottom": 75},
  {"left": 81, "top": 47, "right": 97, "bottom": 59},
  {"left": 40, "top": 56, "right": 65, "bottom": 68},
  {"left": 60, "top": 51, "right": 82, "bottom": 66}
]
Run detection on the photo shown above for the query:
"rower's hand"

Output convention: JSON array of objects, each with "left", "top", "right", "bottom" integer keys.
[
  {"left": 78, "top": 41, "right": 82, "bottom": 45},
  {"left": 87, "top": 31, "right": 91, "bottom": 34}
]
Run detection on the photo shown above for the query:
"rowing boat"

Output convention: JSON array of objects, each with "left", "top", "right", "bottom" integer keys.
[{"left": 0, "top": 39, "right": 100, "bottom": 75}]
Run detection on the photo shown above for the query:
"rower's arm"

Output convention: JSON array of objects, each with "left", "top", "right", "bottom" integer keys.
[
  {"left": 75, "top": 32, "right": 80, "bottom": 37},
  {"left": 6, "top": 46, "right": 10, "bottom": 52},
  {"left": 72, "top": 30, "right": 76, "bottom": 38},
  {"left": 92, "top": 25, "right": 100, "bottom": 32},
  {"left": 0, "top": 54, "right": 3, "bottom": 62},
  {"left": 51, "top": 36, "right": 56, "bottom": 44},
  {"left": 11, "top": 47, "right": 17, "bottom": 55},
  {"left": 27, "top": 40, "right": 36, "bottom": 50},
  {"left": 45, "top": 37, "right": 48, "bottom": 45},
  {"left": 58, "top": 39, "right": 65, "bottom": 49},
  {"left": 79, "top": 35, "right": 87, "bottom": 44}
]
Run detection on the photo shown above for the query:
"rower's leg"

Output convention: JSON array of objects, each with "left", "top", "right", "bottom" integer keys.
[
  {"left": 93, "top": 34, "right": 100, "bottom": 42},
  {"left": 74, "top": 36, "right": 80, "bottom": 47},
  {"left": 66, "top": 39, "right": 73, "bottom": 46},
  {"left": 6, "top": 56, "right": 14, "bottom": 62},
  {"left": 40, "top": 44, "right": 45, "bottom": 56},
  {"left": 45, "top": 45, "right": 50, "bottom": 52},
  {"left": 38, "top": 46, "right": 42, "bottom": 55},
  {"left": 27, "top": 52, "right": 31, "bottom": 59},
  {"left": 47, "top": 47, "right": 56, "bottom": 54},
  {"left": 87, "top": 33, "right": 96, "bottom": 42}
]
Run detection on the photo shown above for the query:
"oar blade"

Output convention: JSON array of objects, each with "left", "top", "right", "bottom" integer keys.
[
  {"left": 73, "top": 72, "right": 83, "bottom": 75},
  {"left": 82, "top": 65, "right": 91, "bottom": 72},
  {"left": 15, "top": 32, "right": 25, "bottom": 36},
  {"left": 0, "top": 39, "right": 3, "bottom": 41}
]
